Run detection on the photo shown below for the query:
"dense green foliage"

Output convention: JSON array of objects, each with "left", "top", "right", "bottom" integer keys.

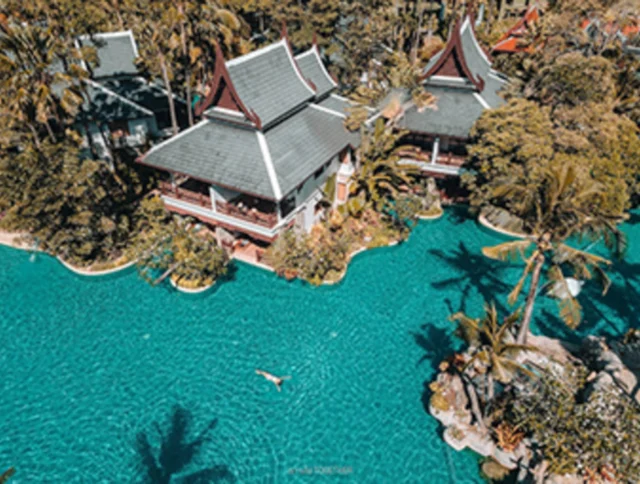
[
  {"left": 463, "top": 0, "right": 638, "bottom": 343},
  {"left": 493, "top": 363, "right": 640, "bottom": 481},
  {"left": 130, "top": 196, "right": 228, "bottom": 287}
]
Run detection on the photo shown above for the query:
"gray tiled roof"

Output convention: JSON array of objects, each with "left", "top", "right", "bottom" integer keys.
[
  {"left": 77, "top": 32, "right": 138, "bottom": 79},
  {"left": 398, "top": 86, "right": 486, "bottom": 139},
  {"left": 295, "top": 48, "right": 337, "bottom": 99},
  {"left": 317, "top": 94, "right": 352, "bottom": 115},
  {"left": 406, "top": 16, "right": 506, "bottom": 137},
  {"left": 142, "top": 105, "right": 358, "bottom": 201},
  {"left": 143, "top": 120, "right": 275, "bottom": 199},
  {"left": 101, "top": 77, "right": 189, "bottom": 130},
  {"left": 460, "top": 18, "right": 492, "bottom": 81},
  {"left": 76, "top": 81, "right": 152, "bottom": 124},
  {"left": 227, "top": 40, "right": 316, "bottom": 128},
  {"left": 267, "top": 106, "right": 359, "bottom": 197},
  {"left": 378, "top": 88, "right": 413, "bottom": 110}
]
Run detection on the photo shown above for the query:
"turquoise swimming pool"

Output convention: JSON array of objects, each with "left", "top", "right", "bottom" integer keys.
[{"left": 1, "top": 208, "right": 637, "bottom": 482}]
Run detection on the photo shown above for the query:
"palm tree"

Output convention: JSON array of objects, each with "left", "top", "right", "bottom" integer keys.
[
  {"left": 0, "top": 21, "right": 84, "bottom": 145},
  {"left": 482, "top": 164, "right": 626, "bottom": 344},
  {"left": 347, "top": 118, "right": 416, "bottom": 215},
  {"left": 451, "top": 303, "right": 537, "bottom": 407},
  {"left": 175, "top": 1, "right": 245, "bottom": 127}
]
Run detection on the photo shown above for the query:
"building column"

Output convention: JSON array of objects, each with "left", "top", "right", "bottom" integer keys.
[
  {"left": 431, "top": 137, "right": 440, "bottom": 164},
  {"left": 209, "top": 186, "right": 217, "bottom": 212}
]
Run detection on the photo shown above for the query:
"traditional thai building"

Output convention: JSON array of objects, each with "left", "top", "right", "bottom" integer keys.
[
  {"left": 72, "top": 30, "right": 188, "bottom": 160},
  {"left": 139, "top": 34, "right": 359, "bottom": 244},
  {"left": 581, "top": 16, "right": 640, "bottom": 45},
  {"left": 378, "top": 14, "right": 508, "bottom": 180},
  {"left": 492, "top": 4, "right": 540, "bottom": 54}
]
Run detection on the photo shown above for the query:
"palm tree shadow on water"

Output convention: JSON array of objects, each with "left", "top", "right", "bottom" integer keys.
[
  {"left": 136, "top": 405, "right": 236, "bottom": 483},
  {"left": 429, "top": 242, "right": 516, "bottom": 314},
  {"left": 534, "top": 258, "right": 640, "bottom": 343}
]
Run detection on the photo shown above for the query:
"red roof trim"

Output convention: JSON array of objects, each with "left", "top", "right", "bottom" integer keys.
[
  {"left": 492, "top": 5, "right": 540, "bottom": 54},
  {"left": 194, "top": 43, "right": 262, "bottom": 129},
  {"left": 419, "top": 18, "right": 485, "bottom": 91}
]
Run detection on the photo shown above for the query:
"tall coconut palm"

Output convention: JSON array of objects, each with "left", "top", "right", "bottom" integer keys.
[
  {"left": 0, "top": 21, "right": 84, "bottom": 145},
  {"left": 174, "top": 0, "right": 245, "bottom": 127},
  {"left": 451, "top": 303, "right": 537, "bottom": 406},
  {"left": 482, "top": 164, "right": 626, "bottom": 344}
]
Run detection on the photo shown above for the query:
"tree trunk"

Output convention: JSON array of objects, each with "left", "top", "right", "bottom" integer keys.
[
  {"left": 44, "top": 119, "right": 56, "bottom": 143},
  {"left": 517, "top": 254, "right": 545, "bottom": 344},
  {"left": 487, "top": 373, "right": 494, "bottom": 403},
  {"left": 464, "top": 375, "right": 486, "bottom": 430},
  {"left": 179, "top": 5, "right": 194, "bottom": 127},
  {"left": 153, "top": 261, "right": 180, "bottom": 285},
  {"left": 27, "top": 123, "right": 42, "bottom": 150},
  {"left": 412, "top": 2, "right": 425, "bottom": 64},
  {"left": 160, "top": 55, "right": 179, "bottom": 136}
]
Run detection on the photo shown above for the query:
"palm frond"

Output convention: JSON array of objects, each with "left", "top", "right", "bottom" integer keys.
[{"left": 482, "top": 240, "right": 532, "bottom": 262}]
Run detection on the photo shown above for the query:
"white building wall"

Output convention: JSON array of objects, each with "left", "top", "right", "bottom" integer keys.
[{"left": 290, "top": 154, "right": 341, "bottom": 232}]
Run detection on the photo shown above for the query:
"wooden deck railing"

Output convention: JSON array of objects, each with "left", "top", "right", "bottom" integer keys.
[
  {"left": 435, "top": 152, "right": 466, "bottom": 166},
  {"left": 396, "top": 148, "right": 466, "bottom": 167},
  {"left": 215, "top": 201, "right": 277, "bottom": 228},
  {"left": 160, "top": 181, "right": 278, "bottom": 228},
  {"left": 159, "top": 182, "right": 211, "bottom": 208}
]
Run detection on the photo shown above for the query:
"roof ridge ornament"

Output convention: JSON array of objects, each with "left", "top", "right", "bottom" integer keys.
[
  {"left": 419, "top": 17, "right": 485, "bottom": 92},
  {"left": 194, "top": 42, "right": 262, "bottom": 128}
]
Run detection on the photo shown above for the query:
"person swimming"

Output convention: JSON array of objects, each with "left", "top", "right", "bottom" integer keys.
[{"left": 255, "top": 369, "right": 291, "bottom": 392}]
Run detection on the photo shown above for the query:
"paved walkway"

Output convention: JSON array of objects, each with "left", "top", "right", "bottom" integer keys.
[{"left": 0, "top": 230, "right": 32, "bottom": 250}]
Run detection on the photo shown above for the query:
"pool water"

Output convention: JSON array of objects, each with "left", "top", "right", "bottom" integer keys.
[{"left": 1, "top": 208, "right": 638, "bottom": 483}]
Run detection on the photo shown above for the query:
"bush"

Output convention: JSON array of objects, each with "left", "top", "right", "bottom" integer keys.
[{"left": 130, "top": 197, "right": 229, "bottom": 287}]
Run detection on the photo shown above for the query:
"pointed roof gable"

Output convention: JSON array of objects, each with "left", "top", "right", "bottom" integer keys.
[
  {"left": 76, "top": 31, "right": 139, "bottom": 79},
  {"left": 194, "top": 42, "right": 262, "bottom": 128},
  {"left": 295, "top": 42, "right": 338, "bottom": 99},
  {"left": 195, "top": 37, "right": 316, "bottom": 129},
  {"left": 396, "top": 14, "right": 508, "bottom": 139},
  {"left": 493, "top": 5, "right": 540, "bottom": 54},
  {"left": 420, "top": 18, "right": 485, "bottom": 91}
]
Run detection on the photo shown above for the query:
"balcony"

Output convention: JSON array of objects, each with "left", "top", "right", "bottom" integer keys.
[
  {"left": 159, "top": 181, "right": 279, "bottom": 238},
  {"left": 159, "top": 181, "right": 211, "bottom": 208},
  {"left": 215, "top": 201, "right": 277, "bottom": 228},
  {"left": 435, "top": 152, "right": 466, "bottom": 166}
]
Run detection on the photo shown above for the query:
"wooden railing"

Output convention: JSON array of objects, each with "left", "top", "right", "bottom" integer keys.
[
  {"left": 159, "top": 182, "right": 211, "bottom": 208},
  {"left": 215, "top": 201, "right": 277, "bottom": 228},
  {"left": 435, "top": 152, "right": 466, "bottom": 166},
  {"left": 160, "top": 181, "right": 278, "bottom": 228},
  {"left": 396, "top": 148, "right": 466, "bottom": 167}
]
